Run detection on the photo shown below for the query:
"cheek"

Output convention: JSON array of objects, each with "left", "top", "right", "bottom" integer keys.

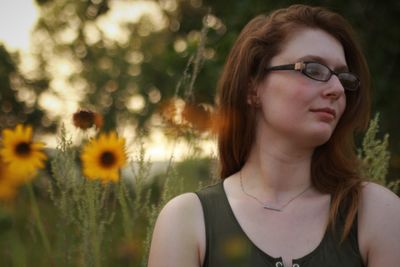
[
  {"left": 259, "top": 80, "right": 312, "bottom": 116},
  {"left": 259, "top": 90, "right": 309, "bottom": 126},
  {"left": 257, "top": 74, "right": 316, "bottom": 118}
]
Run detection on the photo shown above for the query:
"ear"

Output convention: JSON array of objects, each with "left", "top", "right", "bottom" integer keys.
[{"left": 247, "top": 80, "right": 260, "bottom": 107}]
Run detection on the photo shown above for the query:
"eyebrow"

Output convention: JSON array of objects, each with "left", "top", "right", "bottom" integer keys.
[{"left": 297, "top": 55, "right": 349, "bottom": 72}]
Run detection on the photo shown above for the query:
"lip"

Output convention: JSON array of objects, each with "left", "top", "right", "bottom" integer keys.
[{"left": 310, "top": 107, "right": 337, "bottom": 120}]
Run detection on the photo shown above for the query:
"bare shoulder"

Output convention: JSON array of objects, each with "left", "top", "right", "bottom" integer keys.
[
  {"left": 158, "top": 192, "right": 203, "bottom": 220},
  {"left": 148, "top": 193, "right": 205, "bottom": 267},
  {"left": 358, "top": 182, "right": 400, "bottom": 266},
  {"left": 358, "top": 182, "right": 400, "bottom": 231},
  {"left": 360, "top": 182, "right": 400, "bottom": 211}
]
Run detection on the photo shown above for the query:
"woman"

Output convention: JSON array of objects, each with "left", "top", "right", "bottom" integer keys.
[{"left": 148, "top": 4, "right": 400, "bottom": 267}]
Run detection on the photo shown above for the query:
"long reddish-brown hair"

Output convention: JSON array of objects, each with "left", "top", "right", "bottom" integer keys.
[{"left": 216, "top": 4, "right": 371, "bottom": 240}]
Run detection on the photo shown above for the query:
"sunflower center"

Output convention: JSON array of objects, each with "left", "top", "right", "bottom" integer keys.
[
  {"left": 100, "top": 151, "right": 116, "bottom": 167},
  {"left": 15, "top": 142, "right": 31, "bottom": 156}
]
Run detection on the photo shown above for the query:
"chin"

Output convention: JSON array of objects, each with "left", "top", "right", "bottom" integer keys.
[
  {"left": 309, "top": 131, "right": 334, "bottom": 146},
  {"left": 300, "top": 125, "right": 334, "bottom": 147}
]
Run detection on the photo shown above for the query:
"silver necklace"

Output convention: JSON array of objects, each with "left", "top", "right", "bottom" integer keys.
[{"left": 239, "top": 171, "right": 312, "bottom": 212}]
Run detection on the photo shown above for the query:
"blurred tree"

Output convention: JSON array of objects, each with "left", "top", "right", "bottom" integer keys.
[
  {"left": 0, "top": 44, "right": 55, "bottom": 132},
  {"left": 31, "top": 0, "right": 217, "bottom": 134}
]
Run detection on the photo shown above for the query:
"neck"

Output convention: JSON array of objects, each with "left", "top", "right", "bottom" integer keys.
[{"left": 242, "top": 138, "right": 313, "bottom": 202}]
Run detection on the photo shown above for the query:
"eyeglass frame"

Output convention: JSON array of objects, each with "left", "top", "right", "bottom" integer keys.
[{"left": 265, "top": 61, "right": 360, "bottom": 91}]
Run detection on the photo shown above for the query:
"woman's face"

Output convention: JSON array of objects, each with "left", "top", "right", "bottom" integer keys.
[{"left": 255, "top": 28, "right": 347, "bottom": 148}]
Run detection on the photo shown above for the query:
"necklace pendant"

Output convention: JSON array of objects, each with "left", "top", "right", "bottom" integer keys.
[
  {"left": 263, "top": 205, "right": 282, "bottom": 212},
  {"left": 240, "top": 170, "right": 312, "bottom": 212}
]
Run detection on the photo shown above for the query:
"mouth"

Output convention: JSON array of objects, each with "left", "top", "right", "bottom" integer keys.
[{"left": 309, "top": 107, "right": 336, "bottom": 119}]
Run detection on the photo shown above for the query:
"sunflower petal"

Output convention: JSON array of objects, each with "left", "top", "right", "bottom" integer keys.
[
  {"left": 80, "top": 132, "right": 126, "bottom": 182},
  {"left": 0, "top": 125, "right": 47, "bottom": 182}
]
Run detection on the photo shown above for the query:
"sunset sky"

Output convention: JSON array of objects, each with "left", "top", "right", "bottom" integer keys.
[{"left": 0, "top": 1, "right": 38, "bottom": 51}]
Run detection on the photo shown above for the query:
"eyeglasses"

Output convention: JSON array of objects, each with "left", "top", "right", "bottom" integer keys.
[{"left": 265, "top": 61, "right": 360, "bottom": 91}]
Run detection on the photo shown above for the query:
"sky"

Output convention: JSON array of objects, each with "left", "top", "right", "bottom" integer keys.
[
  {"left": 0, "top": 1, "right": 165, "bottom": 51},
  {"left": 0, "top": 0, "right": 38, "bottom": 52}
]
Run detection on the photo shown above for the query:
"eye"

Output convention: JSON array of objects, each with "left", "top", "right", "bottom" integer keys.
[
  {"left": 304, "top": 63, "right": 329, "bottom": 80},
  {"left": 338, "top": 73, "right": 360, "bottom": 91}
]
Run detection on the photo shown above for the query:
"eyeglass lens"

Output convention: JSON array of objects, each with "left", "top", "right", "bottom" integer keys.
[{"left": 304, "top": 62, "right": 358, "bottom": 90}]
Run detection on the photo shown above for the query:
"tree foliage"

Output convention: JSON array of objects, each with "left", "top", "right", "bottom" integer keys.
[{"left": 0, "top": 45, "right": 54, "bottom": 132}]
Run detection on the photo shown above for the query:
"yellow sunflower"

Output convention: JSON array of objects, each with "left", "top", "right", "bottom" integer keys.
[
  {"left": 80, "top": 132, "right": 127, "bottom": 182},
  {"left": 0, "top": 124, "right": 47, "bottom": 181}
]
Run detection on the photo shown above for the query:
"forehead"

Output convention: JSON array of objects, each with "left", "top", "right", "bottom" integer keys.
[{"left": 272, "top": 28, "right": 347, "bottom": 67}]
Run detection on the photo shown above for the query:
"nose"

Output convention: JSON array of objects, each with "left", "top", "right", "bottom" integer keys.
[{"left": 323, "top": 74, "right": 345, "bottom": 100}]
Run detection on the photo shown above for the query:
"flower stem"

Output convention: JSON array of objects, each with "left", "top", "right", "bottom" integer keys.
[
  {"left": 27, "top": 183, "right": 53, "bottom": 265},
  {"left": 117, "top": 181, "right": 132, "bottom": 239},
  {"left": 87, "top": 181, "right": 101, "bottom": 267}
]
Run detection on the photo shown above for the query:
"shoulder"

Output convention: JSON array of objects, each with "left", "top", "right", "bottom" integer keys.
[
  {"left": 148, "top": 193, "right": 205, "bottom": 267},
  {"left": 359, "top": 182, "right": 400, "bottom": 213},
  {"left": 154, "top": 192, "right": 205, "bottom": 242},
  {"left": 358, "top": 182, "right": 400, "bottom": 266},
  {"left": 160, "top": 192, "right": 204, "bottom": 218},
  {"left": 152, "top": 192, "right": 205, "bottom": 240}
]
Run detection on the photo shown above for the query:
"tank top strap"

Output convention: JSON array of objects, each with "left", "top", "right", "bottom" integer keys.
[{"left": 292, "top": 196, "right": 364, "bottom": 266}]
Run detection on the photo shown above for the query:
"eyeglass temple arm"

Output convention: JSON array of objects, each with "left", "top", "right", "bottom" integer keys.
[{"left": 265, "top": 62, "right": 305, "bottom": 71}]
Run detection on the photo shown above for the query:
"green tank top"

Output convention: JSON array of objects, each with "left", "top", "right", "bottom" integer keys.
[{"left": 195, "top": 182, "right": 365, "bottom": 267}]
